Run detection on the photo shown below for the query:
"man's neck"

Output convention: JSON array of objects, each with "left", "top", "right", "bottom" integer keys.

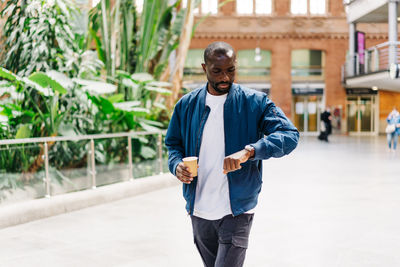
[{"left": 207, "top": 83, "right": 228, "bottom": 96}]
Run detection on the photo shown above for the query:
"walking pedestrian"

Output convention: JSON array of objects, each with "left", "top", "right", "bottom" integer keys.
[
  {"left": 386, "top": 107, "right": 400, "bottom": 151},
  {"left": 318, "top": 107, "right": 332, "bottom": 142},
  {"left": 165, "top": 41, "right": 299, "bottom": 267}
]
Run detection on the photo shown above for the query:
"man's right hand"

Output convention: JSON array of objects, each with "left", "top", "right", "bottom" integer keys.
[{"left": 176, "top": 162, "right": 193, "bottom": 184}]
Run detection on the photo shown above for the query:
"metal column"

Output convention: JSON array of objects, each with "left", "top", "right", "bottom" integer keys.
[
  {"left": 127, "top": 136, "right": 134, "bottom": 181},
  {"left": 349, "top": 22, "right": 356, "bottom": 76},
  {"left": 90, "top": 139, "right": 96, "bottom": 189},
  {"left": 158, "top": 133, "right": 163, "bottom": 174},
  {"left": 388, "top": 0, "right": 398, "bottom": 66},
  {"left": 44, "top": 142, "right": 51, "bottom": 198}
]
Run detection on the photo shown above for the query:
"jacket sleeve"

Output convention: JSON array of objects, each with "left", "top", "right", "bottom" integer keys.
[
  {"left": 250, "top": 97, "right": 299, "bottom": 160},
  {"left": 165, "top": 102, "right": 184, "bottom": 176}
]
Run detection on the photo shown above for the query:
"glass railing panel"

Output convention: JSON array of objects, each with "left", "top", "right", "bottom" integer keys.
[
  {"left": 48, "top": 140, "right": 90, "bottom": 195},
  {"left": 131, "top": 134, "right": 162, "bottom": 179},
  {"left": 94, "top": 137, "right": 130, "bottom": 187},
  {"left": 0, "top": 143, "right": 46, "bottom": 205},
  {"left": 162, "top": 135, "right": 169, "bottom": 174}
]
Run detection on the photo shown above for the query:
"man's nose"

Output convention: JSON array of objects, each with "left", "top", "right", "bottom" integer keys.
[{"left": 221, "top": 71, "right": 230, "bottom": 81}]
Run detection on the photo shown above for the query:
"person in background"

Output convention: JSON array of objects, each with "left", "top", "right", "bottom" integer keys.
[
  {"left": 386, "top": 107, "right": 400, "bottom": 152},
  {"left": 318, "top": 107, "right": 332, "bottom": 142}
]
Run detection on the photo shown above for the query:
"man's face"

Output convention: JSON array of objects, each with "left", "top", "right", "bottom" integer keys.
[{"left": 202, "top": 52, "right": 236, "bottom": 95}]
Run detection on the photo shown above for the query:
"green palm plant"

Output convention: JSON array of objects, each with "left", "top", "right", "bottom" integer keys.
[{"left": 89, "top": 0, "right": 186, "bottom": 80}]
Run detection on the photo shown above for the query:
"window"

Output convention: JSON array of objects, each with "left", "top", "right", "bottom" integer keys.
[
  {"left": 291, "top": 50, "right": 325, "bottom": 79},
  {"left": 183, "top": 0, "right": 217, "bottom": 15},
  {"left": 291, "top": 0, "right": 326, "bottom": 15},
  {"left": 236, "top": 0, "right": 272, "bottom": 15},
  {"left": 184, "top": 49, "right": 205, "bottom": 81},
  {"left": 237, "top": 49, "right": 271, "bottom": 82}
]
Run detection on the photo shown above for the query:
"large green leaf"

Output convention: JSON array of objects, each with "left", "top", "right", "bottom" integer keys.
[
  {"left": 58, "top": 123, "right": 77, "bottom": 136},
  {"left": 131, "top": 73, "right": 154, "bottom": 82},
  {"left": 15, "top": 124, "right": 31, "bottom": 139},
  {"left": 28, "top": 72, "right": 68, "bottom": 94},
  {"left": 114, "top": 101, "right": 141, "bottom": 111},
  {"left": 144, "top": 85, "right": 172, "bottom": 95},
  {"left": 140, "top": 146, "right": 156, "bottom": 159},
  {"left": 22, "top": 77, "right": 54, "bottom": 97},
  {"left": 99, "top": 96, "right": 115, "bottom": 114},
  {"left": 107, "top": 94, "right": 125, "bottom": 103},
  {"left": 73, "top": 78, "right": 117, "bottom": 94},
  {"left": 148, "top": 81, "right": 172, "bottom": 88},
  {"left": 46, "top": 70, "right": 74, "bottom": 90},
  {"left": 0, "top": 67, "right": 18, "bottom": 81},
  {"left": 139, "top": 120, "right": 162, "bottom": 132}
]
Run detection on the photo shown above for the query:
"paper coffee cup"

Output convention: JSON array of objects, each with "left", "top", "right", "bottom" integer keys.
[{"left": 182, "top": 156, "right": 198, "bottom": 177}]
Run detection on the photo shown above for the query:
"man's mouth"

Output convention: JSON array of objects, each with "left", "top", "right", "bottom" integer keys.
[{"left": 217, "top": 83, "right": 230, "bottom": 89}]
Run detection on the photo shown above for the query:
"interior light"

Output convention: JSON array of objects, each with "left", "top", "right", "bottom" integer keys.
[
  {"left": 372, "top": 86, "right": 378, "bottom": 91},
  {"left": 254, "top": 47, "right": 262, "bottom": 62}
]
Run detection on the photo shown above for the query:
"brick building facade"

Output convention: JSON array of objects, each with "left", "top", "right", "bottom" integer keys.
[{"left": 186, "top": 0, "right": 389, "bottom": 134}]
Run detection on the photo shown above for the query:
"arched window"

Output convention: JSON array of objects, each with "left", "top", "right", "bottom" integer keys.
[
  {"left": 291, "top": 0, "right": 326, "bottom": 15},
  {"left": 236, "top": 0, "right": 272, "bottom": 15}
]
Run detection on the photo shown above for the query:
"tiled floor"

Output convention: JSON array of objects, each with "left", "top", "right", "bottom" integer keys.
[{"left": 0, "top": 135, "right": 399, "bottom": 267}]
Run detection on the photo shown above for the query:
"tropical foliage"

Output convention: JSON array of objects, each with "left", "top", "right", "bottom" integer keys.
[{"left": 0, "top": 0, "right": 196, "bottom": 197}]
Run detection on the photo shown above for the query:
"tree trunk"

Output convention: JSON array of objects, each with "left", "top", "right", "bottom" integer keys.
[{"left": 167, "top": 0, "right": 195, "bottom": 109}]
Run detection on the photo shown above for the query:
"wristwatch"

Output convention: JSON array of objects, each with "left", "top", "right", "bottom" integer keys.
[{"left": 244, "top": 145, "right": 255, "bottom": 157}]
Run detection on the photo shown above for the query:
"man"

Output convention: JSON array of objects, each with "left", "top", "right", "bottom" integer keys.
[
  {"left": 318, "top": 107, "right": 332, "bottom": 142},
  {"left": 165, "top": 42, "right": 299, "bottom": 267}
]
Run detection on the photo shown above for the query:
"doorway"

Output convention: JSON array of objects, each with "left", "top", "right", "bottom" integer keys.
[
  {"left": 346, "top": 95, "right": 377, "bottom": 134},
  {"left": 293, "top": 95, "right": 323, "bottom": 134}
]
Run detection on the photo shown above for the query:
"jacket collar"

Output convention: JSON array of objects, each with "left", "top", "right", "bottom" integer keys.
[{"left": 199, "top": 83, "right": 239, "bottom": 106}]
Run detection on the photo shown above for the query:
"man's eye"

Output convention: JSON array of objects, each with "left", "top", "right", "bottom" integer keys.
[
  {"left": 212, "top": 70, "right": 220, "bottom": 74},
  {"left": 229, "top": 68, "right": 235, "bottom": 72}
]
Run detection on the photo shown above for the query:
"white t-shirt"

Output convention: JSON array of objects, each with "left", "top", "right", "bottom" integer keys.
[{"left": 193, "top": 91, "right": 231, "bottom": 220}]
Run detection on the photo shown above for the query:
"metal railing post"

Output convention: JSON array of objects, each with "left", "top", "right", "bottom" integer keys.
[
  {"left": 158, "top": 133, "right": 163, "bottom": 174},
  {"left": 90, "top": 139, "right": 96, "bottom": 189},
  {"left": 127, "top": 136, "right": 134, "bottom": 181},
  {"left": 44, "top": 142, "right": 51, "bottom": 198}
]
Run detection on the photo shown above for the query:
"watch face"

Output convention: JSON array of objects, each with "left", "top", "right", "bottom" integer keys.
[{"left": 390, "top": 63, "right": 399, "bottom": 80}]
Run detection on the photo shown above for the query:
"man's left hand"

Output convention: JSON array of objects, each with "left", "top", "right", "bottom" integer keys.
[{"left": 223, "top": 149, "right": 254, "bottom": 174}]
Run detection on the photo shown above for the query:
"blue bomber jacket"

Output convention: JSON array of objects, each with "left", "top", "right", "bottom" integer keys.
[{"left": 165, "top": 83, "right": 299, "bottom": 216}]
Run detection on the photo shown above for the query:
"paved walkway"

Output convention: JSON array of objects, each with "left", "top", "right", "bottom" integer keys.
[{"left": 1, "top": 135, "right": 399, "bottom": 267}]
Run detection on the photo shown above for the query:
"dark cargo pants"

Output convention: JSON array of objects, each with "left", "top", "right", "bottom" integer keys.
[{"left": 190, "top": 213, "right": 254, "bottom": 267}]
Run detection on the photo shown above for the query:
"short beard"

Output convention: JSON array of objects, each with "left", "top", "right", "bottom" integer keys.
[{"left": 212, "top": 82, "right": 232, "bottom": 94}]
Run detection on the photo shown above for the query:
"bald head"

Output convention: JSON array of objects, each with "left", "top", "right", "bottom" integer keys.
[{"left": 204, "top": 42, "right": 236, "bottom": 65}]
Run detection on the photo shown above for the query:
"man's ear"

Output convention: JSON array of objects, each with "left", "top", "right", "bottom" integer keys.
[{"left": 201, "top": 63, "right": 206, "bottom": 74}]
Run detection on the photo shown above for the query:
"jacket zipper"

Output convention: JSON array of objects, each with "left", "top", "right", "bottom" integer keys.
[{"left": 189, "top": 106, "right": 209, "bottom": 215}]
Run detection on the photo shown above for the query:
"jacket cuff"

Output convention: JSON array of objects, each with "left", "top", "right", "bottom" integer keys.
[{"left": 172, "top": 160, "right": 182, "bottom": 176}]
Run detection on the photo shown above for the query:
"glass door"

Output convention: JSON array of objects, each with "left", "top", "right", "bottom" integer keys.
[
  {"left": 293, "top": 95, "right": 322, "bottom": 133},
  {"left": 294, "top": 96, "right": 305, "bottom": 132},
  {"left": 346, "top": 96, "right": 375, "bottom": 134}
]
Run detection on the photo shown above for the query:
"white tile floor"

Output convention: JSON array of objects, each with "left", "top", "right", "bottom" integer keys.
[{"left": 0, "top": 135, "right": 399, "bottom": 267}]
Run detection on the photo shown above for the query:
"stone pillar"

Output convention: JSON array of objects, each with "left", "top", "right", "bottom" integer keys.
[
  {"left": 274, "top": 0, "right": 290, "bottom": 16},
  {"left": 270, "top": 40, "right": 292, "bottom": 117},
  {"left": 388, "top": 0, "right": 398, "bottom": 65},
  {"left": 348, "top": 22, "right": 356, "bottom": 76},
  {"left": 220, "top": 0, "right": 235, "bottom": 16}
]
